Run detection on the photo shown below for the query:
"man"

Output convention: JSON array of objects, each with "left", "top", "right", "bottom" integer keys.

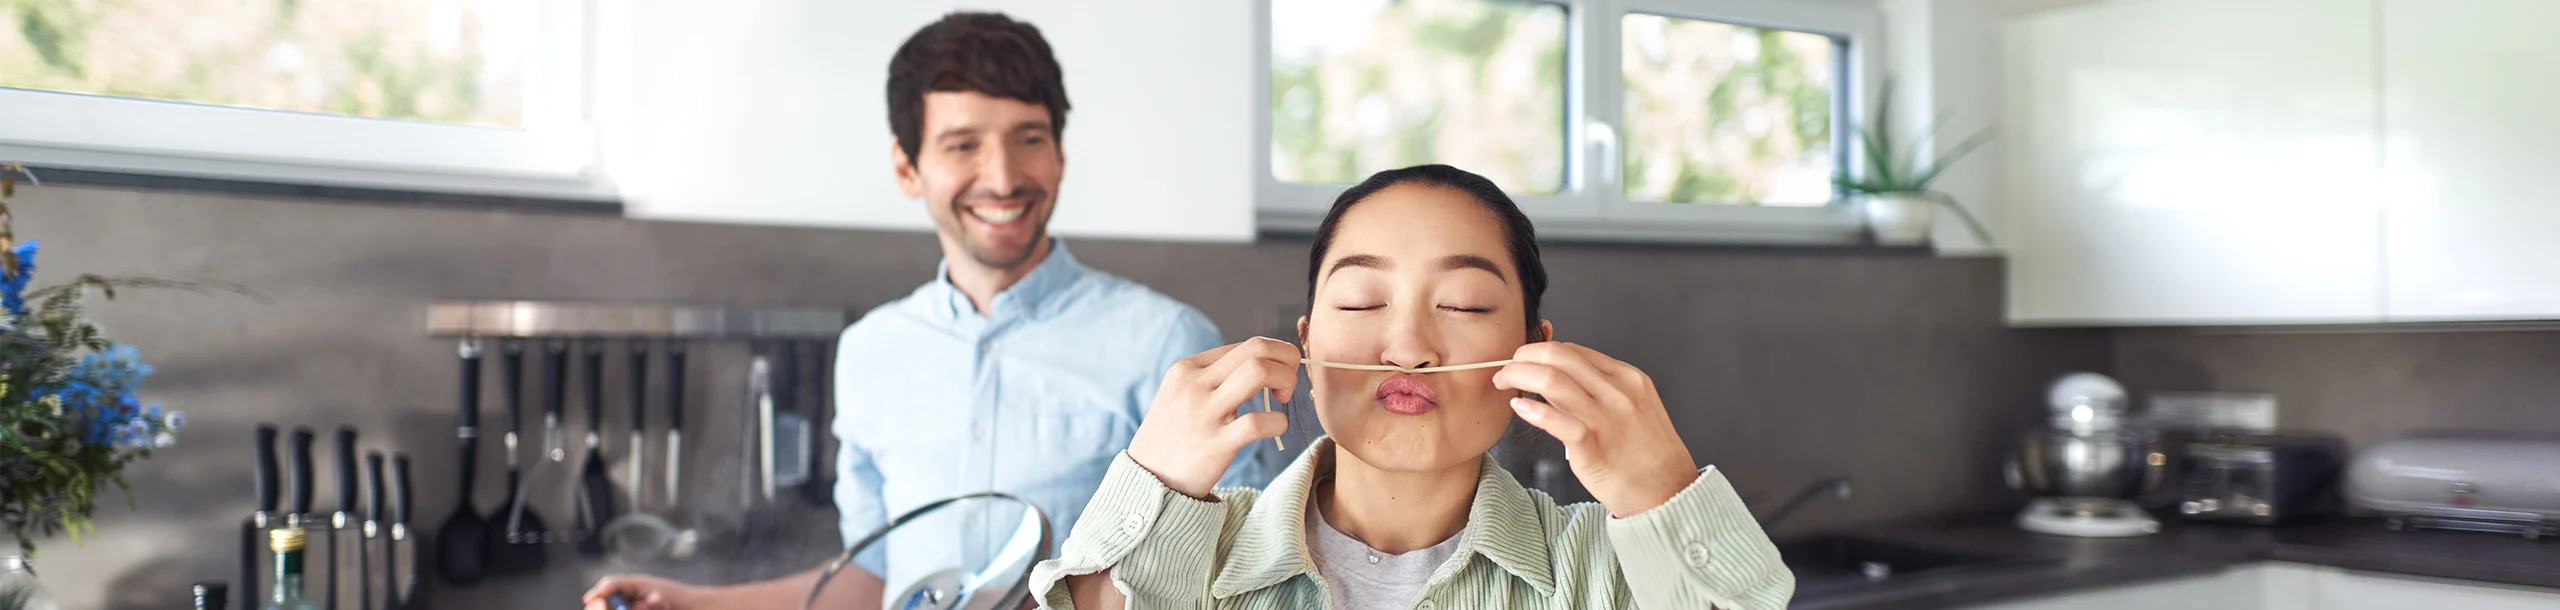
[{"left": 585, "top": 12, "right": 1268, "bottom": 609}]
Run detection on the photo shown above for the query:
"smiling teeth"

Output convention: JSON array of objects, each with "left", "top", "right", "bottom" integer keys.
[{"left": 970, "top": 206, "right": 1025, "bottom": 224}]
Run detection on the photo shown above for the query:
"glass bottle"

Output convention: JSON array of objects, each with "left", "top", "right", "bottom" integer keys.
[
  {"left": 258, "top": 529, "right": 318, "bottom": 610},
  {"left": 0, "top": 555, "right": 60, "bottom": 610}
]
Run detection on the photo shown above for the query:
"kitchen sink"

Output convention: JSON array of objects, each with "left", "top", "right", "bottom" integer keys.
[{"left": 1775, "top": 534, "right": 2053, "bottom": 597}]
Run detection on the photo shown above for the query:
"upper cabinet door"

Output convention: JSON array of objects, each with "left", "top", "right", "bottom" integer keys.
[
  {"left": 2380, "top": 0, "right": 2560, "bottom": 321},
  {"left": 2005, "top": 0, "right": 2383, "bottom": 325}
]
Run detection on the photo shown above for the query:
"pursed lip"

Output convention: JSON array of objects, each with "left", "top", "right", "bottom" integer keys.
[{"left": 1375, "top": 373, "right": 1439, "bottom": 416}]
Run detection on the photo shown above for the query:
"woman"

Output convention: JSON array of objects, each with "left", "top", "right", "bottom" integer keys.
[{"left": 1028, "top": 164, "right": 1792, "bottom": 610}]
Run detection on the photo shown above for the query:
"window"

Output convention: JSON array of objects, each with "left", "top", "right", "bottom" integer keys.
[
  {"left": 1261, "top": 0, "right": 1878, "bottom": 243},
  {"left": 0, "top": 0, "right": 598, "bottom": 198},
  {"left": 1269, "top": 0, "right": 1568, "bottom": 195},
  {"left": 2, "top": 0, "right": 533, "bottom": 128},
  {"left": 1621, "top": 14, "right": 1843, "bottom": 206}
]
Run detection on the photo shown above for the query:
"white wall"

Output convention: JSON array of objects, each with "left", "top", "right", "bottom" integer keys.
[
  {"left": 596, "top": 0, "right": 1996, "bottom": 249},
  {"left": 600, "top": 0, "right": 1257, "bottom": 242},
  {"left": 1882, "top": 0, "right": 2007, "bottom": 254}
]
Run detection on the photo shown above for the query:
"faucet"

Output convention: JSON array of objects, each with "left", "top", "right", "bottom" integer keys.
[{"left": 1758, "top": 476, "right": 1853, "bottom": 530}]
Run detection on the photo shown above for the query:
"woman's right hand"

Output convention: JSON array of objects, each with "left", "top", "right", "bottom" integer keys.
[
  {"left": 1126, "top": 337, "right": 1297, "bottom": 498},
  {"left": 581, "top": 574, "right": 697, "bottom": 610}
]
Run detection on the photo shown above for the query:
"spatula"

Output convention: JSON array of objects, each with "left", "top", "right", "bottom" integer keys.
[
  {"left": 487, "top": 338, "right": 548, "bottom": 574},
  {"left": 574, "top": 339, "right": 620, "bottom": 556},
  {"left": 435, "top": 339, "right": 490, "bottom": 586}
]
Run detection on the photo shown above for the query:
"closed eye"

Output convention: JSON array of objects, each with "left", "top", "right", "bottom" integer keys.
[
  {"left": 1440, "top": 306, "right": 1492, "bottom": 314},
  {"left": 1337, "top": 304, "right": 1384, "bottom": 312}
]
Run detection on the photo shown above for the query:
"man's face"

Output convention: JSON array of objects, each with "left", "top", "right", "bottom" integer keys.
[{"left": 895, "top": 91, "right": 1065, "bottom": 271}]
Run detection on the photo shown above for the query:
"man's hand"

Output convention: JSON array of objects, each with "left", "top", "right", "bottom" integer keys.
[
  {"left": 1125, "top": 337, "right": 1296, "bottom": 498},
  {"left": 1492, "top": 342, "right": 1700, "bottom": 518}
]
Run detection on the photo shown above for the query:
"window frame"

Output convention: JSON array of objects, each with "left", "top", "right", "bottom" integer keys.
[
  {"left": 0, "top": 0, "right": 609, "bottom": 201},
  {"left": 1255, "top": 0, "right": 1882, "bottom": 245}
]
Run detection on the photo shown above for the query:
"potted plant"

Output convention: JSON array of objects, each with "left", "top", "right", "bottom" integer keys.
[
  {"left": 0, "top": 164, "right": 191, "bottom": 607},
  {"left": 1835, "top": 81, "right": 1998, "bottom": 247}
]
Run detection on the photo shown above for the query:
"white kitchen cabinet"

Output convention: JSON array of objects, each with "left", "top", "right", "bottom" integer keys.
[
  {"left": 603, "top": 0, "right": 1256, "bottom": 242},
  {"left": 2003, "top": 0, "right": 2384, "bottom": 325},
  {"left": 1961, "top": 565, "right": 2278, "bottom": 610},
  {"left": 2314, "top": 568, "right": 2560, "bottom": 610},
  {"left": 1957, "top": 562, "right": 2560, "bottom": 610},
  {"left": 2378, "top": 0, "right": 2560, "bottom": 321}
]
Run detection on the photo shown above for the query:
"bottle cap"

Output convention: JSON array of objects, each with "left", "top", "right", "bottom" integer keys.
[{"left": 269, "top": 528, "right": 307, "bottom": 552}]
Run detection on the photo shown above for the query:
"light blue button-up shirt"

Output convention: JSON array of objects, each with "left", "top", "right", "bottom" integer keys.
[{"left": 832, "top": 241, "right": 1272, "bottom": 597}]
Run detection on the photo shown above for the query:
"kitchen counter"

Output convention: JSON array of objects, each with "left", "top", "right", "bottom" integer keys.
[{"left": 1789, "top": 512, "right": 2560, "bottom": 610}]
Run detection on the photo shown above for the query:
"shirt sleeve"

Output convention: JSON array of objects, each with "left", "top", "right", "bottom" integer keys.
[
  {"left": 835, "top": 425, "right": 892, "bottom": 579},
  {"left": 1029, "top": 452, "right": 1237, "bottom": 609},
  {"left": 1142, "top": 308, "right": 1275, "bottom": 490},
  {"left": 1604, "top": 466, "right": 1796, "bottom": 610},
  {"left": 833, "top": 327, "right": 891, "bottom": 579}
]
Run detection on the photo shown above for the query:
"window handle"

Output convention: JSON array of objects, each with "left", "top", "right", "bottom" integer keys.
[{"left": 1587, "top": 119, "right": 1621, "bottom": 189}]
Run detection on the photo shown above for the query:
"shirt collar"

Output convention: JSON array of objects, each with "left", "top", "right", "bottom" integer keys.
[
  {"left": 1208, "top": 437, "right": 1558, "bottom": 599},
  {"left": 929, "top": 239, "right": 1087, "bottom": 324}
]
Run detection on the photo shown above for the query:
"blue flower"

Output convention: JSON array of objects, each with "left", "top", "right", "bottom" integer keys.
[
  {"left": 0, "top": 241, "right": 35, "bottom": 316},
  {"left": 70, "top": 344, "right": 152, "bottom": 391}
]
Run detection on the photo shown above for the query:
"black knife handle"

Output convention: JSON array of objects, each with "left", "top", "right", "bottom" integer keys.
[
  {"left": 255, "top": 424, "right": 280, "bottom": 513},
  {"left": 367, "top": 452, "right": 388, "bottom": 526},
  {"left": 544, "top": 338, "right": 570, "bottom": 421},
  {"left": 391, "top": 454, "right": 413, "bottom": 526},
  {"left": 585, "top": 339, "right": 605, "bottom": 438},
  {"left": 667, "top": 342, "right": 686, "bottom": 432},
  {"left": 628, "top": 341, "right": 647, "bottom": 433},
  {"left": 289, "top": 427, "right": 316, "bottom": 517},
  {"left": 335, "top": 427, "right": 360, "bottom": 516}
]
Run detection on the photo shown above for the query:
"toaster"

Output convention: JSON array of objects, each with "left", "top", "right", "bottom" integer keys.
[
  {"left": 2176, "top": 433, "right": 2344, "bottom": 525},
  {"left": 2347, "top": 431, "right": 2560, "bottom": 536}
]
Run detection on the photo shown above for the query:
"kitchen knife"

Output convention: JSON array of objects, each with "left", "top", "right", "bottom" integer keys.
[
  {"left": 331, "top": 428, "right": 359, "bottom": 610},
  {"left": 364, "top": 452, "right": 385, "bottom": 610},
  {"left": 436, "top": 338, "right": 490, "bottom": 586},
  {"left": 244, "top": 424, "right": 280, "bottom": 610},
  {"left": 388, "top": 454, "right": 417, "bottom": 610}
]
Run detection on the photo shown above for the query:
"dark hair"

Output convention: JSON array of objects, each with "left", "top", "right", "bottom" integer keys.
[
  {"left": 886, "top": 12, "right": 1070, "bottom": 166},
  {"left": 1307, "top": 164, "right": 1549, "bottom": 339}
]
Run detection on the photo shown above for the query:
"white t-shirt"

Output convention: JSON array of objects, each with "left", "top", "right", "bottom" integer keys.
[{"left": 1304, "top": 498, "right": 1468, "bottom": 610}]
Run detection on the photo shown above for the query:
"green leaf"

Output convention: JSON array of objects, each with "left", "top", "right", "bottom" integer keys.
[{"left": 1910, "top": 127, "right": 1999, "bottom": 190}]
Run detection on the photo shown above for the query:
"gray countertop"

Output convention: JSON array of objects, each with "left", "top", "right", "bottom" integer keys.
[{"left": 1788, "top": 512, "right": 2560, "bottom": 610}]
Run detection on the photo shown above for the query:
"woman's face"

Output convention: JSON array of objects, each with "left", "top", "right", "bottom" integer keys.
[{"left": 1300, "top": 183, "right": 1538, "bottom": 474}]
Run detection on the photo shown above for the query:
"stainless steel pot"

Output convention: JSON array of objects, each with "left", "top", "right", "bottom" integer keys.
[{"left": 2006, "top": 430, "right": 2167, "bottom": 499}]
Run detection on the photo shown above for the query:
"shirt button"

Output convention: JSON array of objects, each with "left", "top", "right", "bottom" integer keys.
[
  {"left": 1120, "top": 515, "right": 1146, "bottom": 536},
  {"left": 971, "top": 424, "right": 988, "bottom": 439},
  {"left": 1685, "top": 541, "right": 1713, "bottom": 570},
  {"left": 1418, "top": 601, "right": 1435, "bottom": 610}
]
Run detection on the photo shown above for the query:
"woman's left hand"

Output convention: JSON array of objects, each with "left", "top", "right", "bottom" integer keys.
[{"left": 1492, "top": 342, "right": 1699, "bottom": 518}]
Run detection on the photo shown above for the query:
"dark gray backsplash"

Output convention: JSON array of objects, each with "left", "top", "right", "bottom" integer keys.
[
  {"left": 2113, "top": 329, "right": 2560, "bottom": 448},
  {"left": 21, "top": 183, "right": 2113, "bottom": 609}
]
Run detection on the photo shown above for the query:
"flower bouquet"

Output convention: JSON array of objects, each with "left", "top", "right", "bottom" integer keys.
[{"left": 0, "top": 165, "right": 182, "bottom": 557}]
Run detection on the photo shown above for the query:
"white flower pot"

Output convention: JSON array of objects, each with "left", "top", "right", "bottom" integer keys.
[{"left": 1860, "top": 193, "right": 1936, "bottom": 246}]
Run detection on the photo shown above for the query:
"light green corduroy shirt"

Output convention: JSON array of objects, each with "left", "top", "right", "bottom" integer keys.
[{"left": 1029, "top": 437, "right": 1795, "bottom": 609}]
